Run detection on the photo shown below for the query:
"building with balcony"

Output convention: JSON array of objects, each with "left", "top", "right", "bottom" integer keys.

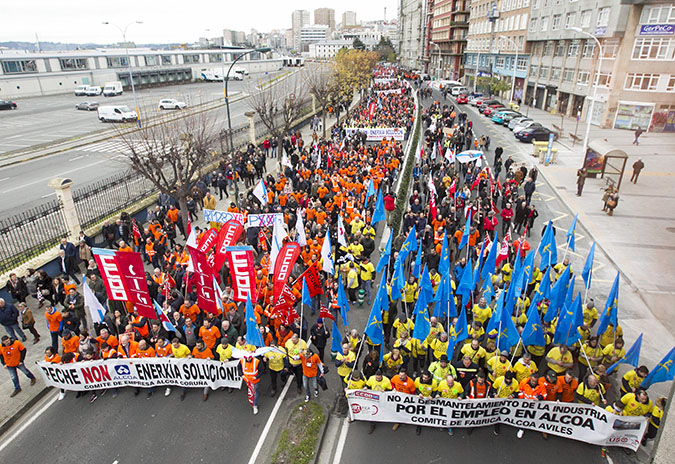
[
  {"left": 429, "top": 0, "right": 470, "bottom": 80},
  {"left": 527, "top": 0, "right": 675, "bottom": 132},
  {"left": 465, "top": 0, "right": 531, "bottom": 99},
  {"left": 399, "top": 0, "right": 427, "bottom": 69}
]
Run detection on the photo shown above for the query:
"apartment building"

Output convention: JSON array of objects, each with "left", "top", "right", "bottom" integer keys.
[
  {"left": 292, "top": 10, "right": 311, "bottom": 51},
  {"left": 465, "top": 0, "right": 530, "bottom": 100},
  {"left": 315, "top": 8, "right": 336, "bottom": 34},
  {"left": 527, "top": 0, "right": 675, "bottom": 132},
  {"left": 399, "top": 0, "right": 427, "bottom": 69},
  {"left": 428, "top": 0, "right": 470, "bottom": 80}
]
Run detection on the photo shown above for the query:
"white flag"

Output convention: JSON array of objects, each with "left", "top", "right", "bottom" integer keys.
[
  {"left": 185, "top": 226, "right": 198, "bottom": 272},
  {"left": 427, "top": 173, "right": 437, "bottom": 197},
  {"left": 337, "top": 215, "right": 347, "bottom": 247},
  {"left": 281, "top": 149, "right": 292, "bottom": 168},
  {"left": 252, "top": 178, "right": 267, "bottom": 204},
  {"left": 445, "top": 148, "right": 455, "bottom": 163},
  {"left": 269, "top": 215, "right": 288, "bottom": 274},
  {"left": 431, "top": 142, "right": 437, "bottom": 160},
  {"left": 83, "top": 277, "right": 105, "bottom": 324},
  {"left": 321, "top": 232, "right": 334, "bottom": 275},
  {"left": 296, "top": 209, "right": 307, "bottom": 247}
]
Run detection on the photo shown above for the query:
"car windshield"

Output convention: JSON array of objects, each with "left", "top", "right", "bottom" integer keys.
[{"left": 119, "top": 106, "right": 131, "bottom": 112}]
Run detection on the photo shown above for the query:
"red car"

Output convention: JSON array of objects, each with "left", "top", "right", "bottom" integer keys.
[
  {"left": 483, "top": 105, "right": 505, "bottom": 117},
  {"left": 456, "top": 94, "right": 468, "bottom": 104}
]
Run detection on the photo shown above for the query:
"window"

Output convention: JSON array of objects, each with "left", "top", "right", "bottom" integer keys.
[
  {"left": 568, "top": 40, "right": 580, "bottom": 57},
  {"left": 530, "top": 64, "right": 539, "bottom": 76},
  {"left": 539, "top": 66, "right": 549, "bottom": 79},
  {"left": 209, "top": 54, "right": 223, "bottom": 63},
  {"left": 183, "top": 54, "right": 200, "bottom": 64},
  {"left": 533, "top": 0, "right": 540, "bottom": 9},
  {"left": 496, "top": 56, "right": 506, "bottom": 68},
  {"left": 541, "top": 16, "right": 549, "bottom": 31},
  {"left": 580, "top": 10, "right": 591, "bottom": 28},
  {"left": 593, "top": 71, "right": 612, "bottom": 88},
  {"left": 563, "top": 69, "right": 575, "bottom": 82},
  {"left": 667, "top": 75, "right": 675, "bottom": 92},
  {"left": 582, "top": 40, "right": 595, "bottom": 58},
  {"left": 565, "top": 12, "right": 576, "bottom": 29},
  {"left": 517, "top": 57, "right": 527, "bottom": 71},
  {"left": 555, "top": 41, "right": 566, "bottom": 56},
  {"left": 632, "top": 37, "right": 675, "bottom": 60},
  {"left": 602, "top": 39, "right": 620, "bottom": 59},
  {"left": 544, "top": 41, "right": 554, "bottom": 56},
  {"left": 145, "top": 55, "right": 159, "bottom": 66},
  {"left": 640, "top": 5, "right": 675, "bottom": 24},
  {"left": 551, "top": 67, "right": 561, "bottom": 80},
  {"left": 59, "top": 58, "right": 88, "bottom": 70},
  {"left": 529, "top": 18, "right": 538, "bottom": 32},
  {"left": 521, "top": 14, "right": 528, "bottom": 30},
  {"left": 1, "top": 59, "right": 37, "bottom": 74},
  {"left": 552, "top": 14, "right": 562, "bottom": 30},
  {"left": 577, "top": 71, "right": 590, "bottom": 85},
  {"left": 162, "top": 55, "right": 172, "bottom": 65},
  {"left": 534, "top": 43, "right": 543, "bottom": 56},
  {"left": 106, "top": 56, "right": 129, "bottom": 68},
  {"left": 625, "top": 73, "right": 660, "bottom": 91},
  {"left": 597, "top": 7, "right": 610, "bottom": 27}
]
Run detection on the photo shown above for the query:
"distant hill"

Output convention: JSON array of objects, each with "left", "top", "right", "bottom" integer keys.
[{"left": 0, "top": 41, "right": 183, "bottom": 52}]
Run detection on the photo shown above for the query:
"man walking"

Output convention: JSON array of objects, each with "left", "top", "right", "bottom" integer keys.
[
  {"left": 576, "top": 168, "right": 587, "bottom": 196},
  {"left": 631, "top": 159, "right": 645, "bottom": 184},
  {"left": 633, "top": 127, "right": 643, "bottom": 145},
  {"left": 1, "top": 336, "right": 36, "bottom": 397},
  {"left": 0, "top": 298, "right": 26, "bottom": 341}
]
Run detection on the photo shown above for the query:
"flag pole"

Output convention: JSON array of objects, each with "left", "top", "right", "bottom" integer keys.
[
  {"left": 561, "top": 236, "right": 571, "bottom": 264},
  {"left": 300, "top": 300, "right": 304, "bottom": 342},
  {"left": 578, "top": 344, "right": 606, "bottom": 403}
]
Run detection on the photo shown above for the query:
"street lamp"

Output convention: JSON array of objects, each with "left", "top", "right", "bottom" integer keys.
[
  {"left": 103, "top": 21, "right": 143, "bottom": 127},
  {"left": 430, "top": 42, "right": 441, "bottom": 80},
  {"left": 498, "top": 35, "right": 519, "bottom": 106},
  {"left": 204, "top": 29, "right": 228, "bottom": 108},
  {"left": 568, "top": 26, "right": 603, "bottom": 157}
]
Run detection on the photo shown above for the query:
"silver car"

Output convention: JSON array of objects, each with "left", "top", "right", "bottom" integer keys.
[
  {"left": 76, "top": 101, "right": 99, "bottom": 111},
  {"left": 508, "top": 117, "right": 533, "bottom": 131}
]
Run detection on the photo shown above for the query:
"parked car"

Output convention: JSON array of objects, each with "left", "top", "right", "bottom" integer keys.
[
  {"left": 456, "top": 94, "right": 469, "bottom": 104},
  {"left": 85, "top": 86, "right": 103, "bottom": 96},
  {"left": 158, "top": 99, "right": 187, "bottom": 110},
  {"left": 0, "top": 100, "right": 18, "bottom": 110},
  {"left": 470, "top": 96, "right": 489, "bottom": 107},
  {"left": 491, "top": 110, "right": 519, "bottom": 124},
  {"left": 513, "top": 120, "right": 541, "bottom": 134},
  {"left": 516, "top": 126, "right": 558, "bottom": 142},
  {"left": 76, "top": 101, "right": 99, "bottom": 111},
  {"left": 509, "top": 117, "right": 533, "bottom": 130},
  {"left": 478, "top": 99, "right": 501, "bottom": 113},
  {"left": 97, "top": 105, "right": 137, "bottom": 122},
  {"left": 501, "top": 112, "right": 523, "bottom": 125},
  {"left": 103, "top": 81, "right": 123, "bottom": 97},
  {"left": 74, "top": 85, "right": 90, "bottom": 96},
  {"left": 451, "top": 86, "right": 469, "bottom": 96},
  {"left": 483, "top": 105, "right": 505, "bottom": 117}
]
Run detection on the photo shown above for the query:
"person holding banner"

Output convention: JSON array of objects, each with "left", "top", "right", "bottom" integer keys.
[
  {"left": 576, "top": 374, "right": 607, "bottom": 407},
  {"left": 240, "top": 354, "right": 262, "bottom": 415},
  {"left": 413, "top": 371, "right": 437, "bottom": 435}
]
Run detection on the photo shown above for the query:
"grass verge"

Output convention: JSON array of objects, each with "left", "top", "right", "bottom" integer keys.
[{"left": 271, "top": 401, "right": 325, "bottom": 464}]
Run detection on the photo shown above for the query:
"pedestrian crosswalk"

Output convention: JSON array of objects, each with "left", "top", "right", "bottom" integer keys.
[{"left": 79, "top": 139, "right": 153, "bottom": 155}]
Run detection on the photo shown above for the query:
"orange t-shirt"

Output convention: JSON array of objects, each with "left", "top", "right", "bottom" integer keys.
[
  {"left": 1, "top": 340, "right": 26, "bottom": 367},
  {"left": 62, "top": 336, "right": 79, "bottom": 354},
  {"left": 199, "top": 326, "right": 221, "bottom": 349},
  {"left": 192, "top": 346, "right": 214, "bottom": 359},
  {"left": 300, "top": 353, "right": 322, "bottom": 377}
]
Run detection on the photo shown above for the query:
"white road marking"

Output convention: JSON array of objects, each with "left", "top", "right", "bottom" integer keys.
[
  {"left": 41, "top": 192, "right": 56, "bottom": 198},
  {"left": 331, "top": 417, "right": 350, "bottom": 464},
  {"left": 0, "top": 394, "right": 58, "bottom": 453},
  {"left": 246, "top": 376, "right": 293, "bottom": 464},
  {"left": 69, "top": 155, "right": 83, "bottom": 161},
  {"left": 0, "top": 177, "right": 9, "bottom": 181}
]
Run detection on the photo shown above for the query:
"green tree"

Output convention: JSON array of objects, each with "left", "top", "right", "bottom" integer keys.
[
  {"left": 375, "top": 37, "right": 397, "bottom": 63},
  {"left": 352, "top": 37, "right": 366, "bottom": 50}
]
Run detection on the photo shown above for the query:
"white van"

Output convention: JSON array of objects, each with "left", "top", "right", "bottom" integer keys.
[
  {"left": 75, "top": 85, "right": 90, "bottom": 96},
  {"left": 86, "top": 86, "right": 103, "bottom": 96},
  {"left": 97, "top": 105, "right": 137, "bottom": 123},
  {"left": 232, "top": 66, "right": 248, "bottom": 78},
  {"left": 103, "top": 81, "right": 123, "bottom": 97}
]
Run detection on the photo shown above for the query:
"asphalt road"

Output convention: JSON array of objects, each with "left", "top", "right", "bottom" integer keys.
[
  {"left": 0, "top": 70, "right": 284, "bottom": 154},
  {"left": 0, "top": 69, "right": 304, "bottom": 216}
]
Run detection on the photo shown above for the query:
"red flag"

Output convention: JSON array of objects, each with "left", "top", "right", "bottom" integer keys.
[
  {"left": 186, "top": 245, "right": 219, "bottom": 314},
  {"left": 214, "top": 219, "right": 244, "bottom": 272},
  {"left": 92, "top": 248, "right": 129, "bottom": 302},
  {"left": 449, "top": 179, "right": 456, "bottom": 197},
  {"left": 368, "top": 102, "right": 376, "bottom": 121},
  {"left": 273, "top": 242, "right": 301, "bottom": 300},
  {"left": 246, "top": 379, "right": 255, "bottom": 407},
  {"left": 132, "top": 221, "right": 141, "bottom": 240},
  {"left": 161, "top": 274, "right": 175, "bottom": 299},
  {"left": 226, "top": 246, "right": 257, "bottom": 302},
  {"left": 296, "top": 262, "right": 323, "bottom": 297},
  {"left": 113, "top": 251, "right": 155, "bottom": 319},
  {"left": 319, "top": 304, "right": 335, "bottom": 322},
  {"left": 496, "top": 232, "right": 511, "bottom": 266},
  {"left": 197, "top": 228, "right": 219, "bottom": 253},
  {"left": 274, "top": 284, "right": 297, "bottom": 319},
  {"left": 258, "top": 229, "right": 268, "bottom": 251},
  {"left": 429, "top": 194, "right": 437, "bottom": 220}
]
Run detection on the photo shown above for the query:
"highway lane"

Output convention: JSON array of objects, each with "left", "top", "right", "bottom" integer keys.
[{"left": 0, "top": 70, "right": 285, "bottom": 154}]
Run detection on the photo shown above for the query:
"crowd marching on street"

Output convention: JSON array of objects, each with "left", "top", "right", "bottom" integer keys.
[{"left": 0, "top": 64, "right": 672, "bottom": 450}]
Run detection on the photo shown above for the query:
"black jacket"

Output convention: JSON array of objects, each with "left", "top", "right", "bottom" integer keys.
[
  {"left": 310, "top": 323, "right": 330, "bottom": 349},
  {"left": 0, "top": 303, "right": 19, "bottom": 326}
]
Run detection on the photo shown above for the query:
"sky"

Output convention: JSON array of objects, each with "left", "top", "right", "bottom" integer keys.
[{"left": 3, "top": 0, "right": 399, "bottom": 45}]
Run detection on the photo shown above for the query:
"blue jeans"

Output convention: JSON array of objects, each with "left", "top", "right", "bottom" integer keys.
[
  {"left": 3, "top": 323, "right": 26, "bottom": 341},
  {"left": 362, "top": 280, "right": 372, "bottom": 303},
  {"left": 303, "top": 375, "right": 318, "bottom": 398},
  {"left": 7, "top": 363, "right": 35, "bottom": 391}
]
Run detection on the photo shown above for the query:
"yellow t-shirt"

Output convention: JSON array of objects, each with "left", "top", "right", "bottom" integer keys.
[
  {"left": 285, "top": 339, "right": 308, "bottom": 366},
  {"left": 366, "top": 375, "right": 392, "bottom": 391},
  {"left": 216, "top": 344, "right": 233, "bottom": 362},
  {"left": 347, "top": 378, "right": 366, "bottom": 390},
  {"left": 336, "top": 351, "right": 356, "bottom": 378},
  {"left": 430, "top": 338, "right": 449, "bottom": 360},
  {"left": 546, "top": 347, "right": 573, "bottom": 374},
  {"left": 493, "top": 376, "right": 519, "bottom": 398},
  {"left": 576, "top": 382, "right": 606, "bottom": 406},
  {"left": 472, "top": 305, "right": 493, "bottom": 325},
  {"left": 414, "top": 378, "right": 438, "bottom": 397},
  {"left": 171, "top": 344, "right": 191, "bottom": 358},
  {"left": 264, "top": 349, "right": 287, "bottom": 372},
  {"left": 621, "top": 393, "right": 653, "bottom": 416},
  {"left": 621, "top": 369, "right": 644, "bottom": 393},
  {"left": 487, "top": 357, "right": 512, "bottom": 381},
  {"left": 438, "top": 380, "right": 464, "bottom": 398},
  {"left": 513, "top": 359, "right": 538, "bottom": 383}
]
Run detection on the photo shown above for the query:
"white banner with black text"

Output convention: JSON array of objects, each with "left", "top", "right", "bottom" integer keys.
[
  {"left": 37, "top": 358, "right": 243, "bottom": 391},
  {"left": 346, "top": 390, "right": 647, "bottom": 451}
]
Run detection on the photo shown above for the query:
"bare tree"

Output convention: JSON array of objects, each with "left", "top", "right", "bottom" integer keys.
[
  {"left": 304, "top": 63, "right": 337, "bottom": 138},
  {"left": 114, "top": 110, "right": 221, "bottom": 228},
  {"left": 247, "top": 71, "right": 309, "bottom": 150}
]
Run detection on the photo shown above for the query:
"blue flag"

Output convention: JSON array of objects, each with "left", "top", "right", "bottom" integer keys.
[
  {"left": 390, "top": 257, "right": 405, "bottom": 301},
  {"left": 412, "top": 290, "right": 430, "bottom": 342},
  {"left": 371, "top": 190, "right": 386, "bottom": 225},
  {"left": 495, "top": 301, "right": 520, "bottom": 351},
  {"left": 596, "top": 272, "right": 620, "bottom": 335},
  {"left": 482, "top": 233, "right": 498, "bottom": 281},
  {"left": 521, "top": 301, "right": 545, "bottom": 347},
  {"left": 641, "top": 346, "right": 675, "bottom": 389},
  {"left": 539, "top": 221, "right": 558, "bottom": 266},
  {"left": 364, "top": 301, "right": 384, "bottom": 346},
  {"left": 482, "top": 277, "right": 495, "bottom": 303},
  {"left": 365, "top": 177, "right": 375, "bottom": 208},
  {"left": 457, "top": 256, "right": 474, "bottom": 303},
  {"left": 337, "top": 274, "right": 350, "bottom": 326},
  {"left": 562, "top": 276, "right": 576, "bottom": 313},
  {"left": 546, "top": 265, "right": 571, "bottom": 322},
  {"left": 376, "top": 232, "right": 392, "bottom": 274},
  {"left": 420, "top": 265, "right": 434, "bottom": 304},
  {"left": 412, "top": 237, "right": 423, "bottom": 278},
  {"left": 153, "top": 300, "right": 177, "bottom": 333},
  {"left": 331, "top": 320, "right": 343, "bottom": 354},
  {"left": 447, "top": 306, "right": 469, "bottom": 358},
  {"left": 539, "top": 265, "right": 552, "bottom": 300},
  {"left": 607, "top": 334, "right": 643, "bottom": 375},
  {"left": 473, "top": 240, "right": 486, "bottom": 289},
  {"left": 566, "top": 214, "right": 578, "bottom": 252},
  {"left": 245, "top": 296, "right": 264, "bottom": 347},
  {"left": 581, "top": 242, "right": 596, "bottom": 289},
  {"left": 553, "top": 293, "right": 583, "bottom": 346},
  {"left": 458, "top": 211, "right": 473, "bottom": 250},
  {"left": 487, "top": 291, "right": 506, "bottom": 335},
  {"left": 439, "top": 232, "right": 450, "bottom": 276},
  {"left": 399, "top": 225, "right": 417, "bottom": 261},
  {"left": 302, "top": 278, "right": 312, "bottom": 307}
]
